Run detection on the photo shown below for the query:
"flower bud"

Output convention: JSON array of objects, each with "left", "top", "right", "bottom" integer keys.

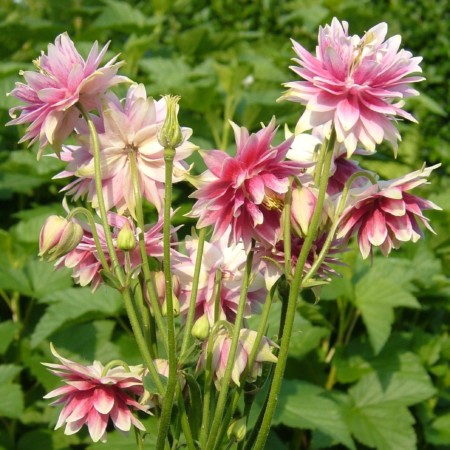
[
  {"left": 227, "top": 417, "right": 247, "bottom": 442},
  {"left": 116, "top": 221, "right": 136, "bottom": 251},
  {"left": 162, "top": 293, "right": 180, "bottom": 317},
  {"left": 39, "top": 215, "right": 83, "bottom": 262},
  {"left": 158, "top": 95, "right": 183, "bottom": 149},
  {"left": 191, "top": 314, "right": 210, "bottom": 340}
]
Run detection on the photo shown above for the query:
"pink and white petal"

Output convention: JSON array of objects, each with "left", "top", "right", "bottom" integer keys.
[
  {"left": 93, "top": 387, "right": 115, "bottom": 415},
  {"left": 87, "top": 409, "right": 109, "bottom": 442}
]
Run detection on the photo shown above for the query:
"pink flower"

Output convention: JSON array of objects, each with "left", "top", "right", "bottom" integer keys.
[
  {"left": 43, "top": 344, "right": 148, "bottom": 443},
  {"left": 172, "top": 230, "right": 266, "bottom": 325},
  {"left": 286, "top": 126, "right": 372, "bottom": 195},
  {"left": 256, "top": 234, "right": 344, "bottom": 290},
  {"left": 190, "top": 119, "right": 310, "bottom": 249},
  {"left": 197, "top": 327, "right": 277, "bottom": 389},
  {"left": 55, "top": 84, "right": 195, "bottom": 214},
  {"left": 337, "top": 165, "right": 441, "bottom": 259},
  {"left": 8, "top": 33, "right": 128, "bottom": 155},
  {"left": 282, "top": 18, "right": 424, "bottom": 155},
  {"left": 56, "top": 212, "right": 164, "bottom": 290}
]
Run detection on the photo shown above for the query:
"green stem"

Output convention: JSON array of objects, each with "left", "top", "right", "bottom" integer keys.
[
  {"left": 156, "top": 147, "right": 178, "bottom": 449},
  {"left": 121, "top": 288, "right": 164, "bottom": 393},
  {"left": 251, "top": 130, "right": 336, "bottom": 450},
  {"left": 77, "top": 104, "right": 125, "bottom": 286},
  {"left": 206, "top": 248, "right": 254, "bottom": 450},
  {"left": 128, "top": 151, "right": 168, "bottom": 354},
  {"left": 302, "top": 171, "right": 378, "bottom": 286},
  {"left": 178, "top": 385, "right": 197, "bottom": 450},
  {"left": 66, "top": 206, "right": 109, "bottom": 271},
  {"left": 180, "top": 227, "right": 207, "bottom": 357}
]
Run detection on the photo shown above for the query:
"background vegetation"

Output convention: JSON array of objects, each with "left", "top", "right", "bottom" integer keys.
[{"left": 0, "top": 0, "right": 448, "bottom": 449}]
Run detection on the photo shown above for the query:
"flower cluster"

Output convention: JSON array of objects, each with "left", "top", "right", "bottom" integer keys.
[{"left": 8, "top": 21, "right": 440, "bottom": 447}]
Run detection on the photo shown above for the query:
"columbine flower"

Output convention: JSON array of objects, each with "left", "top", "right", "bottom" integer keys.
[
  {"left": 55, "top": 84, "right": 195, "bottom": 214},
  {"left": 55, "top": 212, "right": 164, "bottom": 290},
  {"left": 43, "top": 345, "right": 148, "bottom": 443},
  {"left": 285, "top": 126, "right": 372, "bottom": 196},
  {"left": 255, "top": 234, "right": 343, "bottom": 290},
  {"left": 197, "top": 327, "right": 277, "bottom": 389},
  {"left": 172, "top": 230, "right": 266, "bottom": 325},
  {"left": 8, "top": 33, "right": 128, "bottom": 155},
  {"left": 281, "top": 18, "right": 424, "bottom": 155},
  {"left": 190, "top": 119, "right": 310, "bottom": 250},
  {"left": 337, "top": 165, "right": 441, "bottom": 259}
]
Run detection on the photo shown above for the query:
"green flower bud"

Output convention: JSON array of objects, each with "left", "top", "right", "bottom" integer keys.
[
  {"left": 227, "top": 417, "right": 247, "bottom": 442},
  {"left": 39, "top": 215, "right": 83, "bottom": 262},
  {"left": 116, "top": 221, "right": 136, "bottom": 251},
  {"left": 158, "top": 95, "right": 183, "bottom": 150},
  {"left": 191, "top": 314, "right": 210, "bottom": 340},
  {"left": 162, "top": 293, "right": 180, "bottom": 317}
]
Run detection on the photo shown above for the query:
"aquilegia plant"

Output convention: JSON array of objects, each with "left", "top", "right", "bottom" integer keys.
[{"left": 8, "top": 19, "right": 440, "bottom": 449}]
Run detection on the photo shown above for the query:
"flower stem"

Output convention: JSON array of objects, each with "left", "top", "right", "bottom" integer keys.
[
  {"left": 121, "top": 288, "right": 164, "bottom": 393},
  {"left": 302, "top": 170, "right": 378, "bottom": 286},
  {"left": 155, "top": 146, "right": 178, "bottom": 450},
  {"left": 180, "top": 227, "right": 207, "bottom": 357},
  {"left": 251, "top": 130, "right": 336, "bottom": 450},
  {"left": 128, "top": 151, "right": 168, "bottom": 354},
  {"left": 77, "top": 104, "right": 125, "bottom": 286},
  {"left": 206, "top": 247, "right": 254, "bottom": 450},
  {"left": 66, "top": 206, "right": 109, "bottom": 272}
]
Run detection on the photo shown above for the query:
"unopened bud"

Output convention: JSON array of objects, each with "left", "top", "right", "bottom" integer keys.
[
  {"left": 116, "top": 221, "right": 136, "bottom": 251},
  {"left": 191, "top": 314, "right": 210, "bottom": 340},
  {"left": 162, "top": 293, "right": 180, "bottom": 317},
  {"left": 39, "top": 215, "right": 83, "bottom": 262},
  {"left": 227, "top": 417, "right": 247, "bottom": 442},
  {"left": 158, "top": 95, "right": 183, "bottom": 150}
]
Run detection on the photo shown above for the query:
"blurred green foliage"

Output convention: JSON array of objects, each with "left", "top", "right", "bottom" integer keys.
[{"left": 0, "top": 0, "right": 448, "bottom": 449}]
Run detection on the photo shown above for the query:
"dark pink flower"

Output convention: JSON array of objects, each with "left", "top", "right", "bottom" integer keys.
[
  {"left": 8, "top": 33, "right": 128, "bottom": 154},
  {"left": 282, "top": 19, "right": 423, "bottom": 155},
  {"left": 43, "top": 345, "right": 148, "bottom": 442},
  {"left": 337, "top": 165, "right": 441, "bottom": 258},
  {"left": 190, "top": 119, "right": 310, "bottom": 249},
  {"left": 55, "top": 213, "right": 164, "bottom": 290}
]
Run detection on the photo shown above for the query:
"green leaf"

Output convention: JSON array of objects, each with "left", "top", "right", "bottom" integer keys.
[
  {"left": 143, "top": 372, "right": 167, "bottom": 396},
  {"left": 92, "top": 0, "right": 151, "bottom": 30},
  {"left": 425, "top": 413, "right": 450, "bottom": 445},
  {"left": 274, "top": 380, "right": 355, "bottom": 449},
  {"left": 0, "top": 364, "right": 22, "bottom": 384},
  {"left": 0, "top": 383, "right": 23, "bottom": 418},
  {"left": 0, "top": 320, "right": 17, "bottom": 355},
  {"left": 343, "top": 351, "right": 435, "bottom": 450},
  {"left": 31, "top": 286, "right": 123, "bottom": 347},
  {"left": 354, "top": 260, "right": 419, "bottom": 354}
]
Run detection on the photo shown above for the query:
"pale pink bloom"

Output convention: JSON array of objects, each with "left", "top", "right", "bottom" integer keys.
[
  {"left": 286, "top": 126, "right": 372, "bottom": 195},
  {"left": 8, "top": 33, "right": 128, "bottom": 154},
  {"left": 282, "top": 18, "right": 424, "bottom": 155},
  {"left": 55, "top": 84, "right": 195, "bottom": 214},
  {"left": 290, "top": 185, "right": 333, "bottom": 237},
  {"left": 337, "top": 165, "right": 441, "bottom": 259},
  {"left": 197, "top": 327, "right": 277, "bottom": 389},
  {"left": 43, "top": 345, "right": 148, "bottom": 443},
  {"left": 190, "top": 119, "right": 310, "bottom": 249},
  {"left": 255, "top": 234, "right": 344, "bottom": 289},
  {"left": 55, "top": 212, "right": 164, "bottom": 290},
  {"left": 172, "top": 230, "right": 266, "bottom": 325}
]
